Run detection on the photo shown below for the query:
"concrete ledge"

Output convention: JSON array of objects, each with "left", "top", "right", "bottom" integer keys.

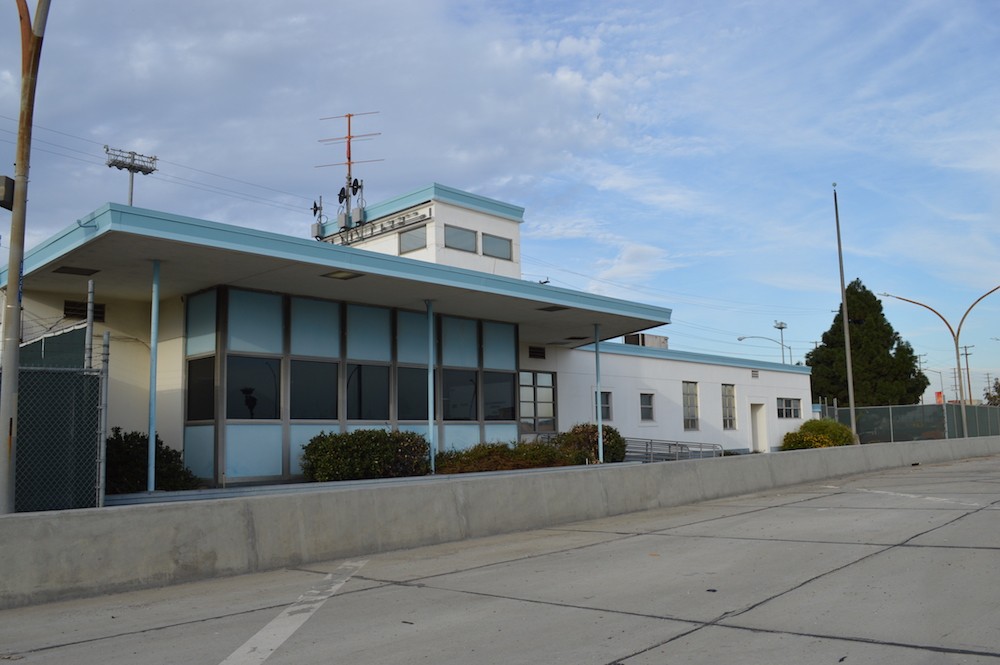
[{"left": 2, "top": 436, "right": 999, "bottom": 609}]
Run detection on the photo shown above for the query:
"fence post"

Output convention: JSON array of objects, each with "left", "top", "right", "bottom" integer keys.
[{"left": 97, "top": 331, "right": 110, "bottom": 508}]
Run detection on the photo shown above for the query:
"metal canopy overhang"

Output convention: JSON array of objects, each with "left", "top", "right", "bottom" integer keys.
[{"left": 2, "top": 204, "right": 671, "bottom": 346}]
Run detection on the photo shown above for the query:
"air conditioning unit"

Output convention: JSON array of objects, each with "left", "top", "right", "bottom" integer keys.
[{"left": 624, "top": 333, "right": 668, "bottom": 349}]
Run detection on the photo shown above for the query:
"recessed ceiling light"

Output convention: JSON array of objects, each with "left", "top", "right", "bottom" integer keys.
[
  {"left": 53, "top": 266, "right": 99, "bottom": 276},
  {"left": 322, "top": 269, "right": 364, "bottom": 280}
]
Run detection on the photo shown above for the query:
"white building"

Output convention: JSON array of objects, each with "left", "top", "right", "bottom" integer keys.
[{"left": 2, "top": 183, "right": 811, "bottom": 487}]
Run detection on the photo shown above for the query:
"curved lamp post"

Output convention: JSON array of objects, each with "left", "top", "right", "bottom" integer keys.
[
  {"left": 879, "top": 285, "right": 1000, "bottom": 438},
  {"left": 737, "top": 336, "right": 791, "bottom": 364}
]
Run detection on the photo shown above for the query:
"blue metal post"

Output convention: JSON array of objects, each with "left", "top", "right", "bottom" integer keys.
[
  {"left": 595, "top": 323, "right": 604, "bottom": 463},
  {"left": 426, "top": 300, "right": 436, "bottom": 473},
  {"left": 147, "top": 260, "right": 160, "bottom": 492}
]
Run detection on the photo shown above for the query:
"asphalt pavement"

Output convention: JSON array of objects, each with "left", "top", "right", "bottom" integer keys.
[{"left": 3, "top": 454, "right": 1000, "bottom": 664}]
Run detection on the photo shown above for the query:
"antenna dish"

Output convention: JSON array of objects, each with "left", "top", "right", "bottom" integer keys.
[
  {"left": 352, "top": 178, "right": 361, "bottom": 195},
  {"left": 312, "top": 200, "right": 321, "bottom": 217},
  {"left": 338, "top": 187, "right": 347, "bottom": 204}
]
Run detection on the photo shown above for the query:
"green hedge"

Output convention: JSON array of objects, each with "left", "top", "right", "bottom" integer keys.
[
  {"left": 105, "top": 427, "right": 200, "bottom": 494},
  {"left": 301, "top": 429, "right": 430, "bottom": 481},
  {"left": 549, "top": 423, "right": 627, "bottom": 463},
  {"left": 781, "top": 418, "right": 856, "bottom": 450},
  {"left": 435, "top": 440, "right": 578, "bottom": 474}
]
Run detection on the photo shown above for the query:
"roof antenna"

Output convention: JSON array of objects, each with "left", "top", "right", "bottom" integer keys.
[{"left": 315, "top": 112, "right": 383, "bottom": 242}]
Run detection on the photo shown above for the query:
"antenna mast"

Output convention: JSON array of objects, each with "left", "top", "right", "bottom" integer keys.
[{"left": 316, "top": 112, "right": 382, "bottom": 235}]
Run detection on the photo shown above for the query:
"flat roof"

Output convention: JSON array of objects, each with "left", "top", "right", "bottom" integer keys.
[{"left": 2, "top": 203, "right": 671, "bottom": 347}]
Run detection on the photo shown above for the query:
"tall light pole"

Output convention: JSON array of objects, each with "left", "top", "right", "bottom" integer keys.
[
  {"left": 0, "top": 0, "right": 51, "bottom": 515},
  {"left": 737, "top": 336, "right": 791, "bottom": 364},
  {"left": 879, "top": 284, "right": 1000, "bottom": 439},
  {"left": 773, "top": 321, "right": 787, "bottom": 364},
  {"left": 833, "top": 184, "right": 858, "bottom": 442}
]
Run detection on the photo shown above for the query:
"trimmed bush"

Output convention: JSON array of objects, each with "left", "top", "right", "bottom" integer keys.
[
  {"left": 301, "top": 429, "right": 430, "bottom": 482},
  {"left": 435, "top": 441, "right": 576, "bottom": 474},
  {"left": 105, "top": 427, "right": 200, "bottom": 494},
  {"left": 781, "top": 418, "right": 856, "bottom": 450},
  {"left": 550, "top": 423, "right": 627, "bottom": 463}
]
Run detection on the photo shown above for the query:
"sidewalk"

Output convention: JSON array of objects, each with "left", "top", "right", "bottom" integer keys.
[{"left": 3, "top": 455, "right": 999, "bottom": 664}]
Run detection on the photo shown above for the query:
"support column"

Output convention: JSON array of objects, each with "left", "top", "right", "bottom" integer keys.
[
  {"left": 425, "top": 300, "right": 436, "bottom": 473},
  {"left": 147, "top": 260, "right": 160, "bottom": 492},
  {"left": 594, "top": 323, "right": 604, "bottom": 463}
]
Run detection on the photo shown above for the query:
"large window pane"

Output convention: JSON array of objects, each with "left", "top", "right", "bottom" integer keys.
[
  {"left": 482, "top": 234, "right": 512, "bottom": 260},
  {"left": 187, "top": 356, "right": 215, "bottom": 421},
  {"left": 482, "top": 321, "right": 516, "bottom": 370},
  {"left": 227, "top": 356, "right": 280, "bottom": 419},
  {"left": 290, "top": 360, "right": 338, "bottom": 419},
  {"left": 441, "top": 317, "right": 478, "bottom": 367},
  {"left": 483, "top": 372, "right": 515, "bottom": 420},
  {"left": 398, "top": 366, "right": 430, "bottom": 420},
  {"left": 346, "top": 364, "right": 390, "bottom": 420},
  {"left": 399, "top": 226, "right": 426, "bottom": 254},
  {"left": 290, "top": 298, "right": 339, "bottom": 358},
  {"left": 443, "top": 369, "right": 477, "bottom": 420},
  {"left": 228, "top": 290, "right": 283, "bottom": 354},
  {"left": 186, "top": 289, "right": 216, "bottom": 356},
  {"left": 346, "top": 305, "right": 391, "bottom": 362},
  {"left": 444, "top": 225, "right": 476, "bottom": 252},
  {"left": 397, "top": 310, "right": 429, "bottom": 364}
]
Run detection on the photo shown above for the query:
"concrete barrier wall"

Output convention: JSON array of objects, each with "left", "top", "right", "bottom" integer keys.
[{"left": 3, "top": 436, "right": 999, "bottom": 609}]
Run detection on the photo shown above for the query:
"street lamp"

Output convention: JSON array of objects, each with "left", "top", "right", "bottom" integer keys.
[
  {"left": 737, "top": 335, "right": 792, "bottom": 364},
  {"left": 773, "top": 321, "right": 788, "bottom": 364},
  {"left": 879, "top": 284, "right": 1000, "bottom": 439}
]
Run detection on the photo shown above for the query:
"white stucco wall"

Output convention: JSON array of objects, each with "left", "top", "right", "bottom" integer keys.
[{"left": 520, "top": 342, "right": 813, "bottom": 452}]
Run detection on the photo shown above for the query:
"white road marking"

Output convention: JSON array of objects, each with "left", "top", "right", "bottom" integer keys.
[
  {"left": 219, "top": 560, "right": 367, "bottom": 665},
  {"left": 857, "top": 488, "right": 981, "bottom": 507}
]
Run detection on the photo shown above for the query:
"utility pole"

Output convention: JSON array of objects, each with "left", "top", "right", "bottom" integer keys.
[
  {"left": 1, "top": 0, "right": 52, "bottom": 514},
  {"left": 832, "top": 184, "right": 858, "bottom": 442},
  {"left": 961, "top": 345, "right": 975, "bottom": 406}
]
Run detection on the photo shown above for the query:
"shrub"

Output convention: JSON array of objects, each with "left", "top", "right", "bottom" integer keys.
[
  {"left": 435, "top": 440, "right": 576, "bottom": 474},
  {"left": 781, "top": 419, "right": 856, "bottom": 450},
  {"left": 550, "top": 423, "right": 627, "bottom": 463},
  {"left": 301, "top": 429, "right": 430, "bottom": 482},
  {"left": 105, "top": 427, "right": 201, "bottom": 494}
]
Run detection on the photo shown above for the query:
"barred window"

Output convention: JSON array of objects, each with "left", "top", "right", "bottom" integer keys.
[{"left": 640, "top": 393, "right": 654, "bottom": 421}]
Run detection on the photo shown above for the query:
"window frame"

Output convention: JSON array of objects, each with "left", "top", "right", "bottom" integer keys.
[
  {"left": 682, "top": 381, "right": 699, "bottom": 431},
  {"left": 777, "top": 397, "right": 802, "bottom": 419},
  {"left": 640, "top": 392, "right": 654, "bottom": 422},
  {"left": 482, "top": 233, "right": 512, "bottom": 260},
  {"left": 444, "top": 224, "right": 477, "bottom": 253},
  {"left": 721, "top": 384, "right": 736, "bottom": 430}
]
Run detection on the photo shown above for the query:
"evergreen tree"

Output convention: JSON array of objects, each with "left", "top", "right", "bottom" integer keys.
[
  {"left": 984, "top": 378, "right": 1000, "bottom": 406},
  {"left": 806, "top": 279, "right": 929, "bottom": 406}
]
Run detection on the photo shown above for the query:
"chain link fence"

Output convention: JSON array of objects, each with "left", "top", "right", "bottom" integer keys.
[
  {"left": 820, "top": 402, "right": 1000, "bottom": 443},
  {"left": 7, "top": 367, "right": 105, "bottom": 512}
]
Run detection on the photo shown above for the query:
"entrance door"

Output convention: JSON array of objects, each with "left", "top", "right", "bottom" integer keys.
[{"left": 750, "top": 403, "right": 767, "bottom": 453}]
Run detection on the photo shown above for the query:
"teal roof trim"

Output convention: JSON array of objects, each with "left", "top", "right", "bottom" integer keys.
[
  {"left": 581, "top": 342, "right": 812, "bottom": 375},
  {"left": 4, "top": 203, "right": 671, "bottom": 325},
  {"left": 364, "top": 183, "right": 525, "bottom": 223}
]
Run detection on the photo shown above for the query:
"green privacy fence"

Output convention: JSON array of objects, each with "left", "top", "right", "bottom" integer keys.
[
  {"left": 2, "top": 367, "right": 105, "bottom": 512},
  {"left": 823, "top": 403, "right": 1000, "bottom": 443}
]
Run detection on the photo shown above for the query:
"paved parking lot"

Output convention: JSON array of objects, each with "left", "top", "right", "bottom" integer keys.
[{"left": 3, "top": 454, "right": 1000, "bottom": 664}]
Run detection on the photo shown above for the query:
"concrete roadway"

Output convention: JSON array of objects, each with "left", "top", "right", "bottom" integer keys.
[{"left": 3, "top": 455, "right": 1000, "bottom": 664}]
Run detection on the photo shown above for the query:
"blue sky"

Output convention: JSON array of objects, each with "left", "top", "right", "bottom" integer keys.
[{"left": 2, "top": 1, "right": 999, "bottom": 403}]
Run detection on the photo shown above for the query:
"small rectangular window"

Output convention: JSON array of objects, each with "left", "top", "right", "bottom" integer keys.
[
  {"left": 682, "top": 381, "right": 699, "bottom": 430},
  {"left": 346, "top": 364, "right": 390, "bottom": 420},
  {"left": 722, "top": 384, "right": 736, "bottom": 430},
  {"left": 397, "top": 366, "right": 429, "bottom": 420},
  {"left": 640, "top": 393, "right": 654, "bottom": 421},
  {"left": 444, "top": 225, "right": 477, "bottom": 253},
  {"left": 187, "top": 356, "right": 215, "bottom": 421},
  {"left": 778, "top": 398, "right": 801, "bottom": 419},
  {"left": 482, "top": 234, "right": 512, "bottom": 260},
  {"left": 399, "top": 226, "right": 426, "bottom": 254},
  {"left": 227, "top": 356, "right": 281, "bottom": 419}
]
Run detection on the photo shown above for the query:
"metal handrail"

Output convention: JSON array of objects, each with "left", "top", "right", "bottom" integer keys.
[{"left": 624, "top": 438, "right": 724, "bottom": 463}]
